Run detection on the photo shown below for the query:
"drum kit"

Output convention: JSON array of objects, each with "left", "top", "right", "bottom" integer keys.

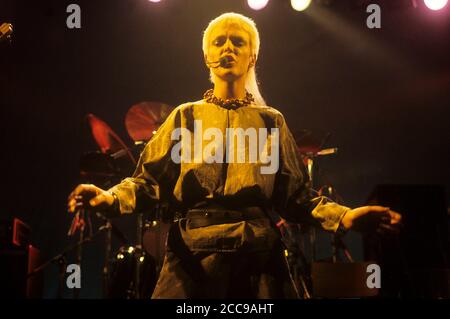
[{"left": 68, "top": 101, "right": 174, "bottom": 299}]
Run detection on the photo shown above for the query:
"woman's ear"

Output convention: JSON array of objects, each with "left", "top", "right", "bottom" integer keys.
[{"left": 248, "top": 54, "right": 256, "bottom": 68}]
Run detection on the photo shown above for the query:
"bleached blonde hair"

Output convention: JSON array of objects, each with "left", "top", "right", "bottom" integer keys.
[{"left": 202, "top": 12, "right": 266, "bottom": 106}]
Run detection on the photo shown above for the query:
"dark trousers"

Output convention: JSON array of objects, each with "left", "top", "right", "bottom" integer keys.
[{"left": 151, "top": 226, "right": 298, "bottom": 299}]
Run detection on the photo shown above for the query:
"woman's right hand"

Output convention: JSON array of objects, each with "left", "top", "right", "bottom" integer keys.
[{"left": 67, "top": 184, "right": 115, "bottom": 213}]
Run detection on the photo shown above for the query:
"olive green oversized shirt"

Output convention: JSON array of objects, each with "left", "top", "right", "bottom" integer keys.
[{"left": 108, "top": 100, "right": 350, "bottom": 252}]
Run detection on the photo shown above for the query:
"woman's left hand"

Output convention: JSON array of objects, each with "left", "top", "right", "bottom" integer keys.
[{"left": 341, "top": 206, "right": 402, "bottom": 234}]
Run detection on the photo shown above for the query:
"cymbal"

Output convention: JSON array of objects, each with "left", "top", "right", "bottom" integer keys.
[
  {"left": 293, "top": 129, "right": 331, "bottom": 155},
  {"left": 125, "top": 101, "right": 174, "bottom": 142},
  {"left": 86, "top": 113, "right": 136, "bottom": 164}
]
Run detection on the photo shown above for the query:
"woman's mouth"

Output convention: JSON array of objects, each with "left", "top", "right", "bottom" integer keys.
[{"left": 220, "top": 56, "right": 236, "bottom": 68}]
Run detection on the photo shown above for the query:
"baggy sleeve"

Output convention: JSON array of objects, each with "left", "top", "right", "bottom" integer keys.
[
  {"left": 107, "top": 107, "right": 181, "bottom": 215},
  {"left": 271, "top": 113, "right": 351, "bottom": 232}
]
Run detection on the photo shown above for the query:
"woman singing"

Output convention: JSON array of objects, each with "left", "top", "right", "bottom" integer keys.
[{"left": 68, "top": 12, "right": 401, "bottom": 299}]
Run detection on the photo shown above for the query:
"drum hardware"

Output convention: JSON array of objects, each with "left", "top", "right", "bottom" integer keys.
[
  {"left": 332, "top": 235, "right": 354, "bottom": 263},
  {"left": 135, "top": 213, "right": 144, "bottom": 299},
  {"left": 94, "top": 212, "right": 130, "bottom": 298},
  {"left": 107, "top": 245, "right": 157, "bottom": 299}
]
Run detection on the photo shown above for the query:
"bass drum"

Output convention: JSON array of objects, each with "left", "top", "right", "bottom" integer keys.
[{"left": 108, "top": 246, "right": 157, "bottom": 299}]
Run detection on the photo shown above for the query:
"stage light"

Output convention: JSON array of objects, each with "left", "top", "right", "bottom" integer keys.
[
  {"left": 148, "top": 0, "right": 161, "bottom": 3},
  {"left": 424, "top": 0, "right": 448, "bottom": 10},
  {"left": 291, "top": 0, "right": 312, "bottom": 12},
  {"left": 247, "top": 0, "right": 270, "bottom": 10}
]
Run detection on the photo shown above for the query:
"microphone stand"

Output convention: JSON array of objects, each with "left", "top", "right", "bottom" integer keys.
[
  {"left": 135, "top": 213, "right": 144, "bottom": 299},
  {"left": 73, "top": 210, "right": 85, "bottom": 299},
  {"left": 95, "top": 212, "right": 129, "bottom": 298},
  {"left": 332, "top": 235, "right": 354, "bottom": 263},
  {"left": 103, "top": 219, "right": 112, "bottom": 299},
  {"left": 304, "top": 153, "right": 317, "bottom": 262},
  {"left": 27, "top": 218, "right": 111, "bottom": 298}
]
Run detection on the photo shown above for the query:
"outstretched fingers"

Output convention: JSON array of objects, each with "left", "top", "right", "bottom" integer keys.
[{"left": 67, "top": 184, "right": 100, "bottom": 213}]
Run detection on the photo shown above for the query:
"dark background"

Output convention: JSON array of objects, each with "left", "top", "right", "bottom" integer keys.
[{"left": 1, "top": 0, "right": 449, "bottom": 298}]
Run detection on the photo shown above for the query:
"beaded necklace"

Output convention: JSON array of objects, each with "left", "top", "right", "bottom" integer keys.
[{"left": 203, "top": 89, "right": 255, "bottom": 110}]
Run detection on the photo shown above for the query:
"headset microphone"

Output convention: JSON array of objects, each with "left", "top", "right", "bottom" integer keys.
[{"left": 206, "top": 56, "right": 231, "bottom": 68}]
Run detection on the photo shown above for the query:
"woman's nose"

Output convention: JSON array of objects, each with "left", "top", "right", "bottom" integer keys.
[{"left": 222, "top": 38, "right": 234, "bottom": 53}]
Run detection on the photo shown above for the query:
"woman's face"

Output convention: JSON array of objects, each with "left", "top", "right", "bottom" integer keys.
[{"left": 205, "top": 22, "right": 255, "bottom": 83}]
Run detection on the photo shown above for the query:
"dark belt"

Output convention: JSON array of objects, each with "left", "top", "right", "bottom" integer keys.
[{"left": 186, "top": 206, "right": 267, "bottom": 229}]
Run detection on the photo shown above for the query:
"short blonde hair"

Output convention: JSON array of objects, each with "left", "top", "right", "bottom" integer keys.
[
  {"left": 202, "top": 13, "right": 266, "bottom": 106},
  {"left": 202, "top": 12, "right": 260, "bottom": 59}
]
